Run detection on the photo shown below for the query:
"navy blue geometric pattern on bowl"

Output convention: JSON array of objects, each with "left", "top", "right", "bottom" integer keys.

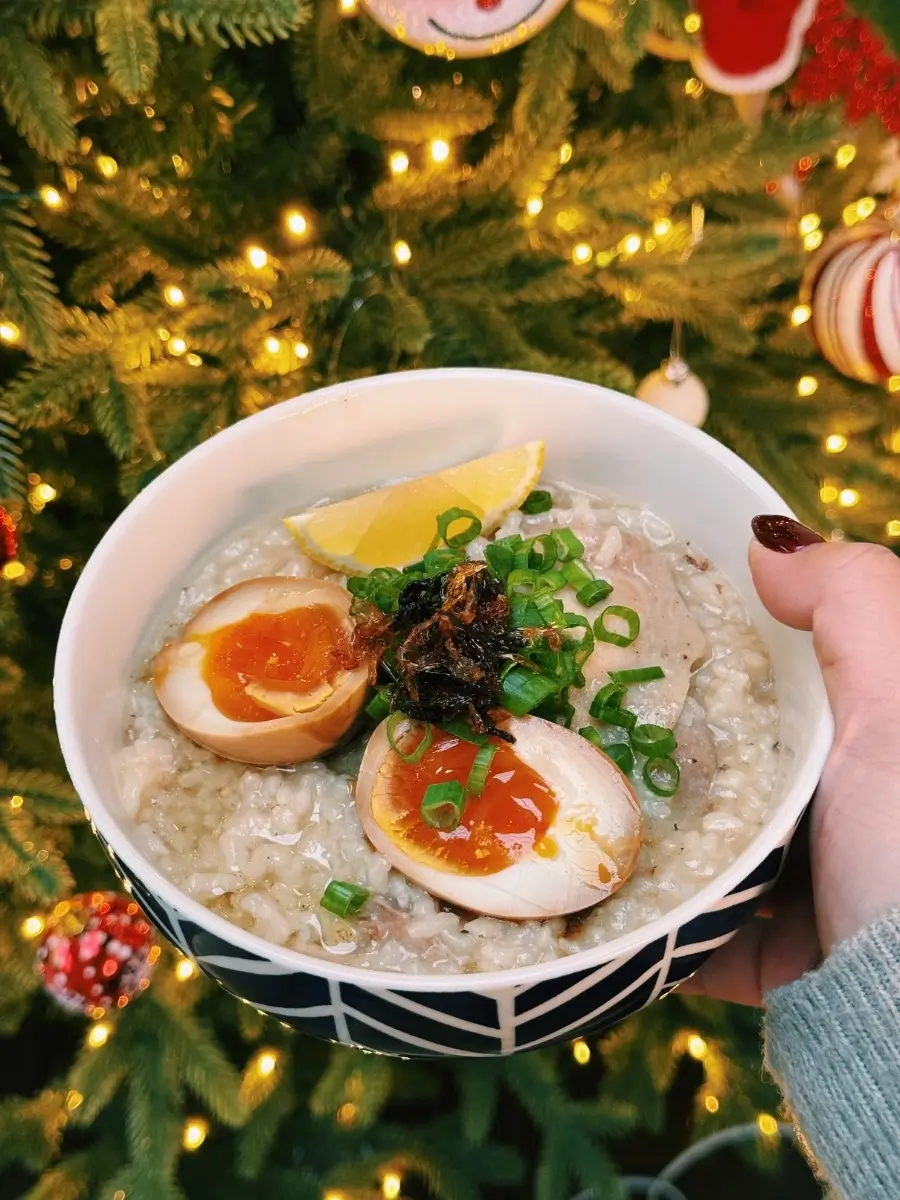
[{"left": 99, "top": 832, "right": 788, "bottom": 1058}]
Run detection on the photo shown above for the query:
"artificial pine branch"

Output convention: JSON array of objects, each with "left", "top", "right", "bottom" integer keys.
[
  {"left": 97, "top": 0, "right": 160, "bottom": 97},
  {"left": 0, "top": 166, "right": 66, "bottom": 357},
  {"left": 155, "top": 0, "right": 310, "bottom": 48},
  {"left": 0, "top": 404, "right": 25, "bottom": 503},
  {"left": 0, "top": 31, "right": 77, "bottom": 161}
]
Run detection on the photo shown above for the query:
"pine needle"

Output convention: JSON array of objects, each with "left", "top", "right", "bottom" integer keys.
[
  {"left": 0, "top": 31, "right": 76, "bottom": 161},
  {"left": 97, "top": 0, "right": 159, "bottom": 97},
  {"left": 0, "top": 166, "right": 65, "bottom": 356}
]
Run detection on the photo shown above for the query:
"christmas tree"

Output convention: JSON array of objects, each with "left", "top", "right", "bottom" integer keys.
[{"left": 1, "top": 0, "right": 899, "bottom": 1196}]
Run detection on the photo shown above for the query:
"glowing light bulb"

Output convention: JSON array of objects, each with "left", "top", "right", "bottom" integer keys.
[
  {"left": 684, "top": 77, "right": 704, "bottom": 97},
  {"left": 33, "top": 482, "right": 57, "bottom": 503},
  {"left": 285, "top": 209, "right": 309, "bottom": 238},
  {"left": 704, "top": 1095, "right": 719, "bottom": 1114},
  {"left": 572, "top": 1038, "right": 591, "bottom": 1064},
  {"left": 796, "top": 375, "right": 818, "bottom": 396},
  {"left": 652, "top": 217, "right": 672, "bottom": 237},
  {"left": 186, "top": 352, "right": 203, "bottom": 367},
  {"left": 324, "top": 1192, "right": 347, "bottom": 1200},
  {"left": 798, "top": 213, "right": 820, "bottom": 235},
  {"left": 820, "top": 484, "right": 838, "bottom": 503},
  {"left": 791, "top": 304, "right": 812, "bottom": 326},
  {"left": 20, "top": 915, "right": 45, "bottom": 939},
  {"left": 182, "top": 1118, "right": 209, "bottom": 1150},
  {"left": 95, "top": 155, "right": 118, "bottom": 178},
  {"left": 687, "top": 1035, "right": 708, "bottom": 1061},
  {"left": 889, "top": 376, "right": 900, "bottom": 393},
  {"left": 757, "top": 1113, "right": 778, "bottom": 1137},
  {"left": 39, "top": 185, "right": 63, "bottom": 209},
  {"left": 838, "top": 488, "right": 859, "bottom": 508},
  {"left": 294, "top": 340, "right": 310, "bottom": 359},
  {"left": 9, "top": 794, "right": 24, "bottom": 809},
  {"left": 824, "top": 434, "right": 847, "bottom": 454},
  {"left": 559, "top": 142, "right": 573, "bottom": 165},
  {"left": 336, "top": 1102, "right": 358, "bottom": 1127},
  {"left": 389, "top": 151, "right": 410, "bottom": 176},
  {"left": 256, "top": 1050, "right": 278, "bottom": 1077},
  {"left": 886, "top": 519, "right": 900, "bottom": 538},
  {"left": 0, "top": 321, "right": 21, "bottom": 344},
  {"left": 382, "top": 1173, "right": 402, "bottom": 1199},
  {"left": 2, "top": 562, "right": 25, "bottom": 581},
  {"left": 65, "top": 1090, "right": 84, "bottom": 1111},
  {"left": 168, "top": 336, "right": 187, "bottom": 356},
  {"left": 803, "top": 230, "right": 824, "bottom": 251},
  {"left": 684, "top": 12, "right": 702, "bottom": 32},
  {"left": 430, "top": 138, "right": 450, "bottom": 164},
  {"left": 265, "top": 336, "right": 281, "bottom": 355},
  {"left": 620, "top": 233, "right": 642, "bottom": 255},
  {"left": 338, "top": 0, "right": 358, "bottom": 13},
  {"left": 834, "top": 143, "right": 857, "bottom": 169},
  {"left": 572, "top": 242, "right": 592, "bottom": 265},
  {"left": 393, "top": 239, "right": 411, "bottom": 265},
  {"left": 86, "top": 1022, "right": 111, "bottom": 1049},
  {"left": 163, "top": 284, "right": 185, "bottom": 307},
  {"left": 525, "top": 196, "right": 543, "bottom": 216},
  {"left": 175, "top": 958, "right": 197, "bottom": 981},
  {"left": 856, "top": 196, "right": 876, "bottom": 220},
  {"left": 246, "top": 245, "right": 268, "bottom": 269}
]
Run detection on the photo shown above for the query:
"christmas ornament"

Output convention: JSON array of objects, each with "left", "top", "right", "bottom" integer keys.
[
  {"left": 800, "top": 210, "right": 900, "bottom": 384},
  {"left": 359, "top": 0, "right": 569, "bottom": 58},
  {"left": 0, "top": 505, "right": 18, "bottom": 569},
  {"left": 790, "top": 0, "right": 900, "bottom": 136},
  {"left": 35, "top": 892, "right": 157, "bottom": 1016},
  {"left": 636, "top": 357, "right": 709, "bottom": 428},
  {"left": 648, "top": 0, "right": 816, "bottom": 125}
]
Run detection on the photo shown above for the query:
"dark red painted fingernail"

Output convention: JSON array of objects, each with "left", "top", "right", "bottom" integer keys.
[{"left": 752, "top": 515, "right": 825, "bottom": 553}]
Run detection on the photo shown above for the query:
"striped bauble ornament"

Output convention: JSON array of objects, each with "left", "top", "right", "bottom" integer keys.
[{"left": 800, "top": 209, "right": 900, "bottom": 384}]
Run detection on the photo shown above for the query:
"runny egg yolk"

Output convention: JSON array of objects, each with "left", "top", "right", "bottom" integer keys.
[
  {"left": 379, "top": 730, "right": 558, "bottom": 875},
  {"left": 196, "top": 605, "right": 356, "bottom": 722}
]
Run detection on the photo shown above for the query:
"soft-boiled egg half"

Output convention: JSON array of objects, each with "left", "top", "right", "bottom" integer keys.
[
  {"left": 153, "top": 577, "right": 370, "bottom": 766},
  {"left": 356, "top": 716, "right": 643, "bottom": 920}
]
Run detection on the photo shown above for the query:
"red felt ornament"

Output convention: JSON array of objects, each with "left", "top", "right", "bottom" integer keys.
[
  {"left": 0, "top": 505, "right": 18, "bottom": 570},
  {"left": 800, "top": 210, "right": 900, "bottom": 383},
  {"left": 35, "top": 891, "right": 158, "bottom": 1016},
  {"left": 691, "top": 0, "right": 818, "bottom": 124},
  {"left": 790, "top": 0, "right": 900, "bottom": 136}
]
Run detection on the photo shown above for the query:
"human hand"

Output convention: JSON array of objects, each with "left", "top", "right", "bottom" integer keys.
[{"left": 680, "top": 517, "right": 900, "bottom": 1006}]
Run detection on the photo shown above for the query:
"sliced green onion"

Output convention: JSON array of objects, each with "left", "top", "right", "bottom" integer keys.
[
  {"left": 437, "top": 507, "right": 482, "bottom": 549},
  {"left": 578, "top": 726, "right": 605, "bottom": 750},
  {"left": 561, "top": 559, "right": 594, "bottom": 590},
  {"left": 643, "top": 756, "right": 680, "bottom": 797},
  {"left": 421, "top": 780, "right": 467, "bottom": 830},
  {"left": 594, "top": 706, "right": 637, "bottom": 732},
  {"left": 386, "top": 712, "right": 433, "bottom": 764},
  {"left": 347, "top": 577, "right": 368, "bottom": 597},
  {"left": 576, "top": 579, "right": 613, "bottom": 607},
  {"left": 507, "top": 568, "right": 541, "bottom": 597},
  {"left": 564, "top": 613, "right": 594, "bottom": 666},
  {"left": 535, "top": 697, "right": 575, "bottom": 728},
  {"left": 422, "top": 546, "right": 466, "bottom": 575},
  {"left": 594, "top": 605, "right": 641, "bottom": 647},
  {"left": 529, "top": 534, "right": 558, "bottom": 572},
  {"left": 499, "top": 667, "right": 559, "bottom": 716},
  {"left": 365, "top": 688, "right": 392, "bottom": 720},
  {"left": 605, "top": 742, "right": 635, "bottom": 774},
  {"left": 533, "top": 592, "right": 566, "bottom": 627},
  {"left": 466, "top": 744, "right": 498, "bottom": 796},
  {"left": 520, "top": 489, "right": 553, "bottom": 515},
  {"left": 495, "top": 533, "right": 523, "bottom": 551},
  {"left": 438, "top": 720, "right": 488, "bottom": 746},
  {"left": 608, "top": 665, "right": 665, "bottom": 684},
  {"left": 484, "top": 542, "right": 515, "bottom": 581},
  {"left": 510, "top": 599, "right": 547, "bottom": 628},
  {"left": 513, "top": 542, "right": 533, "bottom": 572},
  {"left": 632, "top": 724, "right": 677, "bottom": 757},
  {"left": 553, "top": 529, "right": 585, "bottom": 561},
  {"left": 589, "top": 682, "right": 625, "bottom": 716},
  {"left": 536, "top": 569, "right": 567, "bottom": 593},
  {"left": 321, "top": 880, "right": 369, "bottom": 917}
]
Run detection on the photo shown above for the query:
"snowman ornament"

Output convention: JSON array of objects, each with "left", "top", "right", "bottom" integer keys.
[{"left": 360, "top": 0, "right": 570, "bottom": 58}]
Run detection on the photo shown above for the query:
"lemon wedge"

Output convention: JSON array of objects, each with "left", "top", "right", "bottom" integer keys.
[{"left": 285, "top": 441, "right": 545, "bottom": 573}]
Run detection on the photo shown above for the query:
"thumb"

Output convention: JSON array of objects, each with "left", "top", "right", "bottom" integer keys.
[{"left": 749, "top": 531, "right": 900, "bottom": 732}]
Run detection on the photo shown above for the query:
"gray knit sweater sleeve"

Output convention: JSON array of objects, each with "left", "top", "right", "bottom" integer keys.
[{"left": 763, "top": 907, "right": 900, "bottom": 1200}]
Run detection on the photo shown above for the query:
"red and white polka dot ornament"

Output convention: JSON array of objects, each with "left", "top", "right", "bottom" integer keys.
[
  {"left": 35, "top": 891, "right": 158, "bottom": 1016},
  {"left": 360, "top": 0, "right": 570, "bottom": 58},
  {"left": 800, "top": 208, "right": 900, "bottom": 384}
]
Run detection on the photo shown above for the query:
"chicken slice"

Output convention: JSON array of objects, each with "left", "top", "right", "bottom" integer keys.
[{"left": 575, "top": 530, "right": 709, "bottom": 730}]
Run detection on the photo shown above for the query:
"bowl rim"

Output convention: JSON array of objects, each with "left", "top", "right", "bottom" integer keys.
[{"left": 54, "top": 367, "right": 833, "bottom": 993}]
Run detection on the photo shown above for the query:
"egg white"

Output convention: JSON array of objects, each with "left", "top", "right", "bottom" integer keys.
[
  {"left": 356, "top": 715, "right": 643, "bottom": 920},
  {"left": 153, "top": 576, "right": 369, "bottom": 766}
]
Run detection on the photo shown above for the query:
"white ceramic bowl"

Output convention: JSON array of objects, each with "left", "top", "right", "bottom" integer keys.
[{"left": 54, "top": 369, "right": 832, "bottom": 1057}]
